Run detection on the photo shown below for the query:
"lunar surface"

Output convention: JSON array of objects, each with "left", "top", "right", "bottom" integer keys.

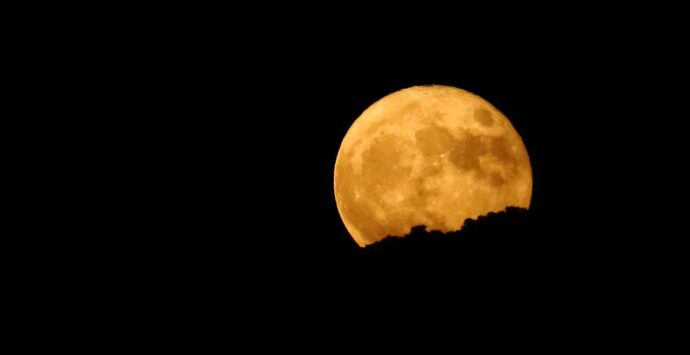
[{"left": 334, "top": 85, "right": 532, "bottom": 247}]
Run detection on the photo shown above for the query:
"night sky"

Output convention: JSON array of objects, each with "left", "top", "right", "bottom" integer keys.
[
  {"left": 24, "top": 9, "right": 687, "bottom": 345},
  {"left": 135, "top": 42, "right": 673, "bottom": 286}
]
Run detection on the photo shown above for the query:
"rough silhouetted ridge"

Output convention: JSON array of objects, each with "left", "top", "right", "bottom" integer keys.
[{"left": 358, "top": 207, "right": 554, "bottom": 268}]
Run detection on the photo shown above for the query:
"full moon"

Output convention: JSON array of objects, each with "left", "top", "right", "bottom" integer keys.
[{"left": 334, "top": 85, "right": 532, "bottom": 247}]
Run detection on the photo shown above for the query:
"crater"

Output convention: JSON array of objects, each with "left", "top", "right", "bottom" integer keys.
[
  {"left": 447, "top": 132, "right": 520, "bottom": 180},
  {"left": 401, "top": 101, "right": 420, "bottom": 114},
  {"left": 488, "top": 136, "right": 514, "bottom": 164},
  {"left": 449, "top": 133, "right": 484, "bottom": 172},
  {"left": 361, "top": 134, "right": 412, "bottom": 191},
  {"left": 415, "top": 125, "right": 455, "bottom": 156},
  {"left": 489, "top": 173, "right": 505, "bottom": 187},
  {"left": 474, "top": 107, "right": 494, "bottom": 127}
]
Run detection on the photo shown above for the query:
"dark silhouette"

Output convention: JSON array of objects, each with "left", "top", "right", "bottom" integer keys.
[
  {"left": 364, "top": 207, "right": 534, "bottom": 250},
  {"left": 345, "top": 207, "right": 582, "bottom": 282},
  {"left": 360, "top": 207, "right": 538, "bottom": 259}
]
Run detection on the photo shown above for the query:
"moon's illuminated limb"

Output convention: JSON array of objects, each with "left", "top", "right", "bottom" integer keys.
[{"left": 334, "top": 85, "right": 532, "bottom": 247}]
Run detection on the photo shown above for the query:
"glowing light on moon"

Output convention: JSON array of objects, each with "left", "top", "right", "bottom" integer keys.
[{"left": 334, "top": 85, "right": 532, "bottom": 247}]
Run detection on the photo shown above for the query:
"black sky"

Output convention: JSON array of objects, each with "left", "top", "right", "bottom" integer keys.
[
  {"left": 132, "top": 35, "right": 677, "bottom": 284},
  {"left": 21, "top": 8, "right": 690, "bottom": 344},
  {"left": 128, "top": 36, "right": 635, "bottom": 235}
]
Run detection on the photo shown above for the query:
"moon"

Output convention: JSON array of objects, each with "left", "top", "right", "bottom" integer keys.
[{"left": 334, "top": 85, "right": 532, "bottom": 247}]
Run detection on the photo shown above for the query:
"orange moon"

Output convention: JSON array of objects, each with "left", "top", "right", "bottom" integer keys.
[{"left": 334, "top": 85, "right": 532, "bottom": 247}]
